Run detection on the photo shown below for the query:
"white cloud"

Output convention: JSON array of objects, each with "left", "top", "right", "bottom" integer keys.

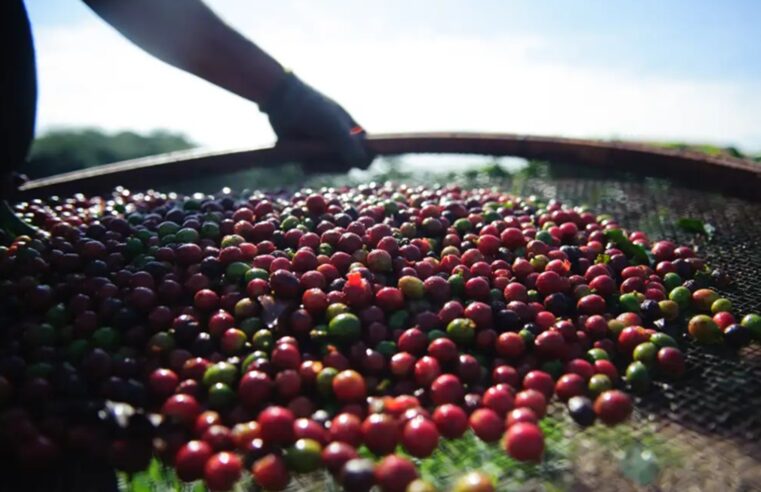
[{"left": 32, "top": 1, "right": 761, "bottom": 152}]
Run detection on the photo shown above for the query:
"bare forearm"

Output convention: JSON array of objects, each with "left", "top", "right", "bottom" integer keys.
[{"left": 83, "top": 0, "right": 285, "bottom": 105}]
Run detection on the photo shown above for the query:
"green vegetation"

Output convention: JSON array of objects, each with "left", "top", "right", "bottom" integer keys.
[
  {"left": 652, "top": 142, "right": 761, "bottom": 162},
  {"left": 24, "top": 128, "right": 195, "bottom": 179},
  {"left": 414, "top": 419, "right": 570, "bottom": 490},
  {"left": 119, "top": 419, "right": 571, "bottom": 492},
  {"left": 677, "top": 217, "right": 716, "bottom": 239},
  {"left": 116, "top": 416, "right": 684, "bottom": 491}
]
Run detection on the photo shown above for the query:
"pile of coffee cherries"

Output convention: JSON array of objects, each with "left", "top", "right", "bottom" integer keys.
[{"left": 1, "top": 184, "right": 759, "bottom": 492}]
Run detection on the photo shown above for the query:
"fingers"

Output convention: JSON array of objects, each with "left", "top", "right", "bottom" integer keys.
[
  {"left": 333, "top": 128, "right": 374, "bottom": 170},
  {"left": 263, "top": 72, "right": 374, "bottom": 169},
  {"left": 318, "top": 104, "right": 374, "bottom": 170}
]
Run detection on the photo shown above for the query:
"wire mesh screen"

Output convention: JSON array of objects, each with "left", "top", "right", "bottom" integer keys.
[
  {"left": 4, "top": 157, "right": 761, "bottom": 492},
  {"left": 499, "top": 163, "right": 761, "bottom": 491},
  {"left": 263, "top": 159, "right": 761, "bottom": 492},
  {"left": 286, "top": 158, "right": 761, "bottom": 491}
]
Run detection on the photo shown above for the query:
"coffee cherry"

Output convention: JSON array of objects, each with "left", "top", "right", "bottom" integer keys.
[
  {"left": 238, "top": 370, "right": 273, "bottom": 409},
  {"left": 333, "top": 370, "right": 367, "bottom": 403},
  {"left": 567, "top": 396, "right": 596, "bottom": 426},
  {"left": 330, "top": 413, "right": 363, "bottom": 447},
  {"left": 594, "top": 390, "right": 633, "bottom": 425},
  {"left": 495, "top": 332, "right": 525, "bottom": 359},
  {"left": 252, "top": 453, "right": 290, "bottom": 491},
  {"left": 504, "top": 422, "right": 544, "bottom": 462},
  {"left": 361, "top": 413, "right": 400, "bottom": 456},
  {"left": 452, "top": 471, "right": 496, "bottom": 492},
  {"left": 284, "top": 438, "right": 323, "bottom": 473},
  {"left": 469, "top": 408, "right": 504, "bottom": 443},
  {"left": 401, "top": 416, "right": 439, "bottom": 458},
  {"left": 555, "top": 373, "right": 586, "bottom": 401},
  {"left": 258, "top": 406, "right": 295, "bottom": 446},
  {"left": 340, "top": 458, "right": 376, "bottom": 492},
  {"left": 514, "top": 389, "right": 547, "bottom": 418},
  {"left": 430, "top": 374, "right": 464, "bottom": 405},
  {"left": 506, "top": 407, "right": 538, "bottom": 427},
  {"left": 162, "top": 394, "right": 201, "bottom": 426},
  {"left": 292, "top": 418, "right": 328, "bottom": 446},
  {"left": 408, "top": 478, "right": 439, "bottom": 492},
  {"left": 322, "top": 441, "right": 359, "bottom": 475},
  {"left": 432, "top": 404, "right": 468, "bottom": 439},
  {"left": 374, "top": 454, "right": 419, "bottom": 492},
  {"left": 175, "top": 440, "right": 213, "bottom": 482},
  {"left": 482, "top": 385, "right": 515, "bottom": 416},
  {"left": 203, "top": 452, "right": 242, "bottom": 491},
  {"left": 523, "top": 371, "right": 555, "bottom": 400}
]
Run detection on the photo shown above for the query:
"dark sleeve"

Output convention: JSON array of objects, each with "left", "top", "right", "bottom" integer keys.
[{"left": 0, "top": 0, "right": 38, "bottom": 176}]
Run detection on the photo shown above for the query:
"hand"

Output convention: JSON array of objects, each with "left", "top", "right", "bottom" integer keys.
[
  {"left": 262, "top": 73, "right": 373, "bottom": 170},
  {"left": 0, "top": 172, "right": 27, "bottom": 198}
]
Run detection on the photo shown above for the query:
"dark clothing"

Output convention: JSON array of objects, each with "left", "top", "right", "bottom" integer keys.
[{"left": 1, "top": 0, "right": 37, "bottom": 175}]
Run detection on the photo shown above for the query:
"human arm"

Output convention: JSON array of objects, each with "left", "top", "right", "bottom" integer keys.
[
  {"left": 83, "top": 0, "right": 285, "bottom": 105},
  {"left": 84, "top": 0, "right": 371, "bottom": 167}
]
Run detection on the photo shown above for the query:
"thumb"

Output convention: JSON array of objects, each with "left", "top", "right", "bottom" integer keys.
[{"left": 333, "top": 127, "right": 373, "bottom": 169}]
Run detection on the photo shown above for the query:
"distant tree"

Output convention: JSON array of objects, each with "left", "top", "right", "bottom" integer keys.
[{"left": 23, "top": 128, "right": 196, "bottom": 179}]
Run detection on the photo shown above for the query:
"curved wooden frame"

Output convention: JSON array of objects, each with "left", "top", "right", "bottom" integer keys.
[{"left": 15, "top": 132, "right": 761, "bottom": 200}]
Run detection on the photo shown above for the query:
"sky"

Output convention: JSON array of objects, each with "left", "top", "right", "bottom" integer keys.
[{"left": 26, "top": 0, "right": 761, "bottom": 153}]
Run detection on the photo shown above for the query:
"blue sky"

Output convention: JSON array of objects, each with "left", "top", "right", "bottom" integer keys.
[{"left": 26, "top": 0, "right": 761, "bottom": 151}]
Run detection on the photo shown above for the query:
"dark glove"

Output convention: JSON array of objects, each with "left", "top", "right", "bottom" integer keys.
[{"left": 262, "top": 72, "right": 373, "bottom": 170}]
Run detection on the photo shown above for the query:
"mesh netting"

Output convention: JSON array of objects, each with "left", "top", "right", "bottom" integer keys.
[
  {"left": 268, "top": 160, "right": 761, "bottom": 491},
  {"left": 4, "top": 157, "right": 761, "bottom": 492},
  {"left": 500, "top": 163, "right": 761, "bottom": 491}
]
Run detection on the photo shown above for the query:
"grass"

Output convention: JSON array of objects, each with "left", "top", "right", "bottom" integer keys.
[
  {"left": 116, "top": 412, "right": 686, "bottom": 492},
  {"left": 649, "top": 141, "right": 761, "bottom": 162},
  {"left": 117, "top": 418, "right": 571, "bottom": 492},
  {"left": 415, "top": 418, "right": 572, "bottom": 490}
]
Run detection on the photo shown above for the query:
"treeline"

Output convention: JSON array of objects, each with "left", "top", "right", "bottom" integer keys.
[{"left": 24, "top": 128, "right": 195, "bottom": 179}]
